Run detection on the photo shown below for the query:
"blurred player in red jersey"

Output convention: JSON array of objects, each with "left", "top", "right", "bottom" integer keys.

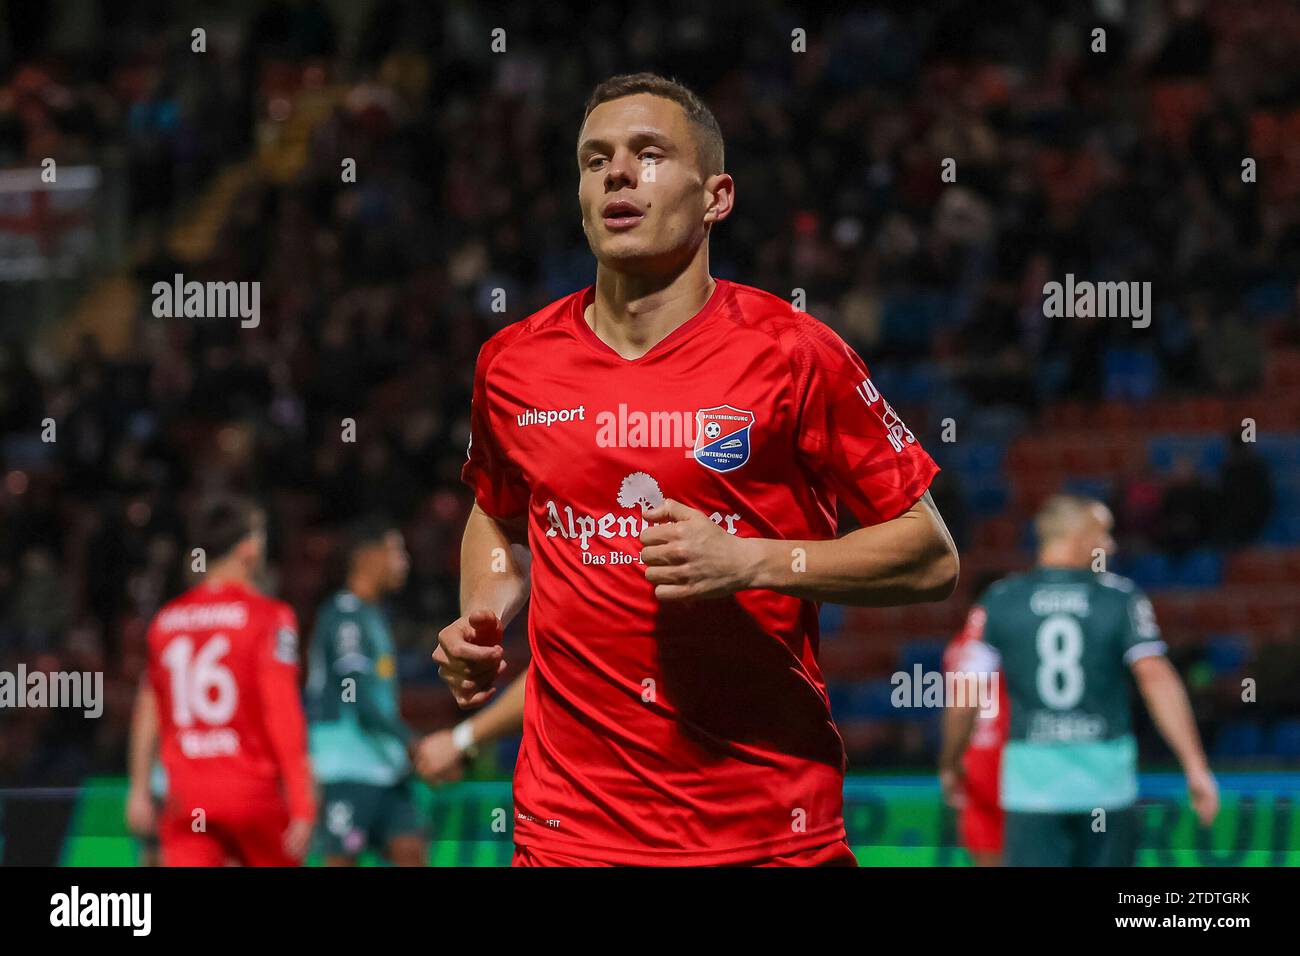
[
  {"left": 437, "top": 73, "right": 960, "bottom": 866},
  {"left": 127, "top": 500, "right": 316, "bottom": 866},
  {"left": 939, "top": 601, "right": 1010, "bottom": 867}
]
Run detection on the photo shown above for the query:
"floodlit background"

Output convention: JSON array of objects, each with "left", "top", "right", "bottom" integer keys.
[{"left": 1, "top": 0, "right": 1299, "bottom": 864}]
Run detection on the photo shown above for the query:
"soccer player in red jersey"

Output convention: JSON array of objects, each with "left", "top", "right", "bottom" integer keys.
[
  {"left": 939, "top": 605, "right": 1011, "bottom": 866},
  {"left": 436, "top": 73, "right": 960, "bottom": 866},
  {"left": 127, "top": 500, "right": 316, "bottom": 866}
]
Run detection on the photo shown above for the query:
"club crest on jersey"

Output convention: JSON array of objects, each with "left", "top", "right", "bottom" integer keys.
[{"left": 693, "top": 405, "right": 754, "bottom": 473}]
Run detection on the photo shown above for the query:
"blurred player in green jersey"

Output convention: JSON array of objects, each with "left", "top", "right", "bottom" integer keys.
[
  {"left": 305, "top": 516, "right": 427, "bottom": 866},
  {"left": 948, "top": 493, "right": 1219, "bottom": 866}
]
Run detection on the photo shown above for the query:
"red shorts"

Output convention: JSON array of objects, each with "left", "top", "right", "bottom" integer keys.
[
  {"left": 512, "top": 839, "right": 858, "bottom": 867},
  {"left": 958, "top": 794, "right": 1005, "bottom": 855},
  {"left": 160, "top": 800, "right": 295, "bottom": 867}
]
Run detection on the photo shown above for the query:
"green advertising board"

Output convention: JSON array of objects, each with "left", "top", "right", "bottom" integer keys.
[{"left": 30, "top": 773, "right": 1300, "bottom": 867}]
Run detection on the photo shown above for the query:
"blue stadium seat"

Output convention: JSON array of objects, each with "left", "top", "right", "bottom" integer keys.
[
  {"left": 967, "top": 406, "right": 1030, "bottom": 444},
  {"left": 899, "top": 639, "right": 946, "bottom": 675},
  {"left": 1123, "top": 553, "right": 1170, "bottom": 589},
  {"left": 1267, "top": 719, "right": 1300, "bottom": 758},
  {"left": 1148, "top": 434, "right": 1226, "bottom": 475},
  {"left": 818, "top": 602, "right": 846, "bottom": 637},
  {"left": 1259, "top": 508, "right": 1300, "bottom": 545},
  {"left": 828, "top": 680, "right": 900, "bottom": 721},
  {"left": 903, "top": 362, "right": 938, "bottom": 404},
  {"left": 1245, "top": 279, "right": 1293, "bottom": 318},
  {"left": 1103, "top": 348, "right": 1159, "bottom": 401},
  {"left": 1274, "top": 473, "right": 1300, "bottom": 503},
  {"left": 965, "top": 477, "right": 1009, "bottom": 517},
  {"left": 919, "top": 711, "right": 943, "bottom": 752},
  {"left": 1062, "top": 476, "right": 1113, "bottom": 503},
  {"left": 933, "top": 440, "right": 1009, "bottom": 517},
  {"left": 1254, "top": 435, "right": 1300, "bottom": 471},
  {"left": 1120, "top": 550, "right": 1221, "bottom": 589},
  {"left": 1204, "top": 634, "right": 1251, "bottom": 674},
  {"left": 874, "top": 362, "right": 939, "bottom": 407},
  {"left": 1038, "top": 354, "right": 1071, "bottom": 399},
  {"left": 881, "top": 294, "right": 940, "bottom": 350},
  {"left": 1172, "top": 549, "right": 1223, "bottom": 588},
  {"left": 826, "top": 683, "right": 853, "bottom": 718},
  {"left": 496, "top": 734, "right": 522, "bottom": 770},
  {"left": 849, "top": 679, "right": 900, "bottom": 720},
  {"left": 870, "top": 364, "right": 905, "bottom": 403},
  {"left": 936, "top": 440, "right": 1006, "bottom": 474},
  {"left": 1212, "top": 721, "right": 1264, "bottom": 758}
]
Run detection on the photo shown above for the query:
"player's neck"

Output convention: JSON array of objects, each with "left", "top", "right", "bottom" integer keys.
[
  {"left": 346, "top": 575, "right": 382, "bottom": 604},
  {"left": 203, "top": 563, "right": 252, "bottom": 590},
  {"left": 1037, "top": 552, "right": 1087, "bottom": 571},
  {"left": 587, "top": 254, "right": 715, "bottom": 360}
]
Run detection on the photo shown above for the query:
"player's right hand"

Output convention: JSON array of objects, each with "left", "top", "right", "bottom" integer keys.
[
  {"left": 125, "top": 784, "right": 155, "bottom": 837},
  {"left": 938, "top": 766, "right": 966, "bottom": 810},
  {"left": 434, "top": 609, "right": 506, "bottom": 708},
  {"left": 283, "top": 818, "right": 314, "bottom": 860},
  {"left": 1187, "top": 765, "right": 1220, "bottom": 827}
]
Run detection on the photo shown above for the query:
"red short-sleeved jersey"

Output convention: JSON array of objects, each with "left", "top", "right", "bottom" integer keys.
[
  {"left": 146, "top": 579, "right": 314, "bottom": 824},
  {"left": 463, "top": 279, "right": 938, "bottom": 864}
]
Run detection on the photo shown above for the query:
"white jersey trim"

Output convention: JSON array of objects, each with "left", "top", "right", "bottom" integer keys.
[{"left": 1123, "top": 640, "right": 1168, "bottom": 665}]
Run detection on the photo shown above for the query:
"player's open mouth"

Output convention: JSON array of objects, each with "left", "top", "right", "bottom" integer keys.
[{"left": 601, "top": 200, "right": 644, "bottom": 230}]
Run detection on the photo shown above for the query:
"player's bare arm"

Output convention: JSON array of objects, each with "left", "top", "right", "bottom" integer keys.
[
  {"left": 434, "top": 504, "right": 531, "bottom": 708},
  {"left": 937, "top": 700, "right": 978, "bottom": 810},
  {"left": 125, "top": 678, "right": 159, "bottom": 837},
  {"left": 640, "top": 490, "right": 958, "bottom": 605},
  {"left": 467, "top": 669, "right": 527, "bottom": 740},
  {"left": 1131, "top": 655, "right": 1220, "bottom": 826}
]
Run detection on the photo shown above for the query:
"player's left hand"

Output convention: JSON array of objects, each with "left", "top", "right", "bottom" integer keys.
[
  {"left": 125, "top": 783, "right": 155, "bottom": 837},
  {"left": 938, "top": 766, "right": 966, "bottom": 809},
  {"left": 413, "top": 730, "right": 466, "bottom": 784},
  {"left": 1187, "top": 765, "right": 1220, "bottom": 827},
  {"left": 640, "top": 498, "right": 760, "bottom": 601}
]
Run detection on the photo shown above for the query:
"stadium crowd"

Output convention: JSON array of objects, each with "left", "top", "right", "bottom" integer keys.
[{"left": 2, "top": 0, "right": 1300, "bottom": 785}]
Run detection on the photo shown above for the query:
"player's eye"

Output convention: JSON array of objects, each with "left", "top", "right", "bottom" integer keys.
[
  {"left": 638, "top": 150, "right": 663, "bottom": 164},
  {"left": 586, "top": 156, "right": 608, "bottom": 170}
]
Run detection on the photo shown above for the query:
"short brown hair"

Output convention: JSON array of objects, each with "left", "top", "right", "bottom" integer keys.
[
  {"left": 581, "top": 72, "right": 724, "bottom": 177},
  {"left": 194, "top": 498, "right": 263, "bottom": 563}
]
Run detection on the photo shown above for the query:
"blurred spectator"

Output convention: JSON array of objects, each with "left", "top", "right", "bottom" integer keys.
[
  {"left": 1205, "top": 313, "right": 1264, "bottom": 394},
  {"left": 8, "top": 547, "right": 70, "bottom": 655},
  {"left": 1116, "top": 466, "right": 1165, "bottom": 553},
  {"left": 1, "top": 0, "right": 1299, "bottom": 776},
  {"left": 1215, "top": 430, "right": 1275, "bottom": 547},
  {"left": 1158, "top": 455, "right": 1219, "bottom": 556}
]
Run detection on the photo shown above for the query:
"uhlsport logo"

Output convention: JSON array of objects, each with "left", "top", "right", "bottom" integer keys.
[{"left": 693, "top": 405, "right": 754, "bottom": 473}]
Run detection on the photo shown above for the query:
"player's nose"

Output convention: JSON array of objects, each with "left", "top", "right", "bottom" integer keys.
[{"left": 604, "top": 149, "right": 639, "bottom": 188}]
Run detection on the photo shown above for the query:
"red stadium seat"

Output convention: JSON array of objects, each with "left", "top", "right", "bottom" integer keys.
[{"left": 1150, "top": 80, "right": 1213, "bottom": 148}]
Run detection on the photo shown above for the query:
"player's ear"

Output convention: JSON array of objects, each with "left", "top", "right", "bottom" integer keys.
[{"left": 703, "top": 173, "right": 734, "bottom": 224}]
